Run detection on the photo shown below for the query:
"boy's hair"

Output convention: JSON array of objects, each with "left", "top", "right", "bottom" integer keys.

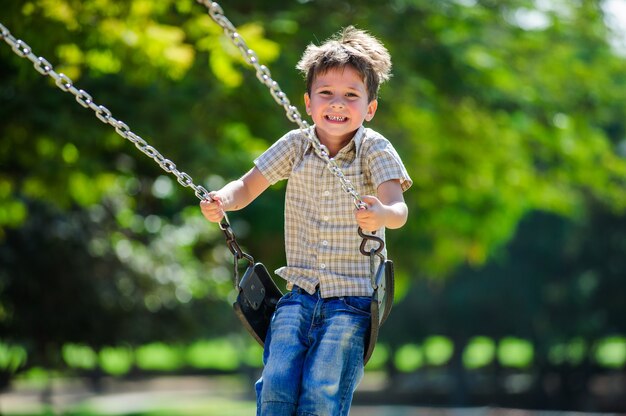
[{"left": 296, "top": 26, "right": 392, "bottom": 102}]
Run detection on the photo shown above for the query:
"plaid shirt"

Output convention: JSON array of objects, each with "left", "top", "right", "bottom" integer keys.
[{"left": 254, "top": 125, "right": 412, "bottom": 298}]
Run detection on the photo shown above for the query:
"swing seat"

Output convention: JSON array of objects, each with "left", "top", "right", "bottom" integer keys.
[
  {"left": 364, "top": 259, "right": 394, "bottom": 364},
  {"left": 233, "top": 262, "right": 283, "bottom": 347}
]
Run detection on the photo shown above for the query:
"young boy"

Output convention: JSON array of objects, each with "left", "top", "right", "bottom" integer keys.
[{"left": 200, "top": 26, "right": 412, "bottom": 416}]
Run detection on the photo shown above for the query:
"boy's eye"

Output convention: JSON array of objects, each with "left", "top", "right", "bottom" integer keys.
[{"left": 316, "top": 90, "right": 360, "bottom": 97}]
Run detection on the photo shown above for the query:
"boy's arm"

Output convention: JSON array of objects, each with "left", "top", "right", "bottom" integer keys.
[
  {"left": 200, "top": 166, "right": 270, "bottom": 223},
  {"left": 218, "top": 166, "right": 270, "bottom": 211},
  {"left": 355, "top": 179, "right": 408, "bottom": 231}
]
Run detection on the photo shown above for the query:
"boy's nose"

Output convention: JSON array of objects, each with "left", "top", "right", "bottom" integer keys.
[{"left": 330, "top": 98, "right": 345, "bottom": 108}]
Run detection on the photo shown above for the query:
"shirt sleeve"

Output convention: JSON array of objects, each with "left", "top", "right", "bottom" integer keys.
[
  {"left": 254, "top": 130, "right": 300, "bottom": 184},
  {"left": 365, "top": 133, "right": 413, "bottom": 192}
]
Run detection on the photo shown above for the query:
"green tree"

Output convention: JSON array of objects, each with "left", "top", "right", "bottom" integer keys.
[{"left": 1, "top": 1, "right": 626, "bottom": 400}]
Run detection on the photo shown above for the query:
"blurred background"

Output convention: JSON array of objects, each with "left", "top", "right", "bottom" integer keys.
[{"left": 1, "top": 0, "right": 626, "bottom": 415}]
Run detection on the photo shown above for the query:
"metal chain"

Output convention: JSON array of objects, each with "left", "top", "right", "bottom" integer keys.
[
  {"left": 0, "top": 21, "right": 250, "bottom": 269},
  {"left": 0, "top": 23, "right": 212, "bottom": 203},
  {"left": 196, "top": 1, "right": 365, "bottom": 210}
]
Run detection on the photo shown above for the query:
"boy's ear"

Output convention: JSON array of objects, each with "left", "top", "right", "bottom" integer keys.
[
  {"left": 365, "top": 99, "right": 378, "bottom": 122},
  {"left": 304, "top": 92, "right": 311, "bottom": 115}
]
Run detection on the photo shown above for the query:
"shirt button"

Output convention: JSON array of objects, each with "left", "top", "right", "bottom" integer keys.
[
  {"left": 322, "top": 240, "right": 328, "bottom": 246},
  {"left": 323, "top": 216, "right": 329, "bottom": 221},
  {"left": 320, "top": 263, "right": 326, "bottom": 269},
  {"left": 323, "top": 190, "right": 330, "bottom": 196}
]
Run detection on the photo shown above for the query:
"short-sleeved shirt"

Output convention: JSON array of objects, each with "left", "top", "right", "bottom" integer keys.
[{"left": 254, "top": 125, "right": 412, "bottom": 298}]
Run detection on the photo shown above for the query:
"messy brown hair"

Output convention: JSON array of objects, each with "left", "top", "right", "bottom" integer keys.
[{"left": 296, "top": 26, "right": 392, "bottom": 102}]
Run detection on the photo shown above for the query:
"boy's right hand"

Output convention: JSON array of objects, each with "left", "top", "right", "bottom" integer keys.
[{"left": 200, "top": 192, "right": 225, "bottom": 223}]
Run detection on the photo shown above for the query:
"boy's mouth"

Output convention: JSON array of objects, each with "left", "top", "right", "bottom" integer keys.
[{"left": 326, "top": 115, "right": 347, "bottom": 122}]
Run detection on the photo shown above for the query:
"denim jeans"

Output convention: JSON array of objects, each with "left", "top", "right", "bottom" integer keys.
[{"left": 255, "top": 286, "right": 371, "bottom": 416}]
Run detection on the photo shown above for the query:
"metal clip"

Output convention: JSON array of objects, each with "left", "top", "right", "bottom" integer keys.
[{"left": 358, "top": 227, "right": 384, "bottom": 256}]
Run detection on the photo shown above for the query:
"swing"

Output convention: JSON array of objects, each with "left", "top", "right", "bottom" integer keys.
[{"left": 0, "top": 0, "right": 394, "bottom": 363}]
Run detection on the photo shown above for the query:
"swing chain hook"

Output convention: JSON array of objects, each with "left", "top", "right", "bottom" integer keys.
[
  {"left": 358, "top": 227, "right": 385, "bottom": 257},
  {"left": 219, "top": 218, "right": 254, "bottom": 287}
]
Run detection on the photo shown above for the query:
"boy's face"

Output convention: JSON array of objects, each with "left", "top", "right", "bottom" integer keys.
[{"left": 304, "top": 65, "right": 377, "bottom": 147}]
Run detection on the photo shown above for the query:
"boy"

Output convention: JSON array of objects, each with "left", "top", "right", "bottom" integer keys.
[{"left": 200, "top": 26, "right": 412, "bottom": 416}]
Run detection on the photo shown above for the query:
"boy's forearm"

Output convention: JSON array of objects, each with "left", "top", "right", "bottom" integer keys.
[
  {"left": 217, "top": 167, "right": 270, "bottom": 212},
  {"left": 384, "top": 202, "right": 408, "bottom": 229},
  {"left": 218, "top": 179, "right": 251, "bottom": 212}
]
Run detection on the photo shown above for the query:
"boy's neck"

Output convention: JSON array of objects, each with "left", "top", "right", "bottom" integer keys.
[{"left": 316, "top": 128, "right": 359, "bottom": 157}]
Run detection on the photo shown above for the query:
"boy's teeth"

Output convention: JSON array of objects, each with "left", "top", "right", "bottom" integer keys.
[{"left": 328, "top": 115, "right": 345, "bottom": 121}]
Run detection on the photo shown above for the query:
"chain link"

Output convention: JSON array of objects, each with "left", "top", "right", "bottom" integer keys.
[
  {"left": 196, "top": 1, "right": 365, "bottom": 209},
  {"left": 0, "top": 22, "right": 213, "bottom": 204}
]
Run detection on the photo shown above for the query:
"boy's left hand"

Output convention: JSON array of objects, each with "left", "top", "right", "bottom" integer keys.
[{"left": 354, "top": 195, "right": 386, "bottom": 232}]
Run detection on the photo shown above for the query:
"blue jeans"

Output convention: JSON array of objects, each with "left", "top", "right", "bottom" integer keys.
[{"left": 255, "top": 286, "right": 371, "bottom": 416}]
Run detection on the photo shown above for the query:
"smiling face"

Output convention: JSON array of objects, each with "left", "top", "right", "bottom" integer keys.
[{"left": 304, "top": 65, "right": 378, "bottom": 153}]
